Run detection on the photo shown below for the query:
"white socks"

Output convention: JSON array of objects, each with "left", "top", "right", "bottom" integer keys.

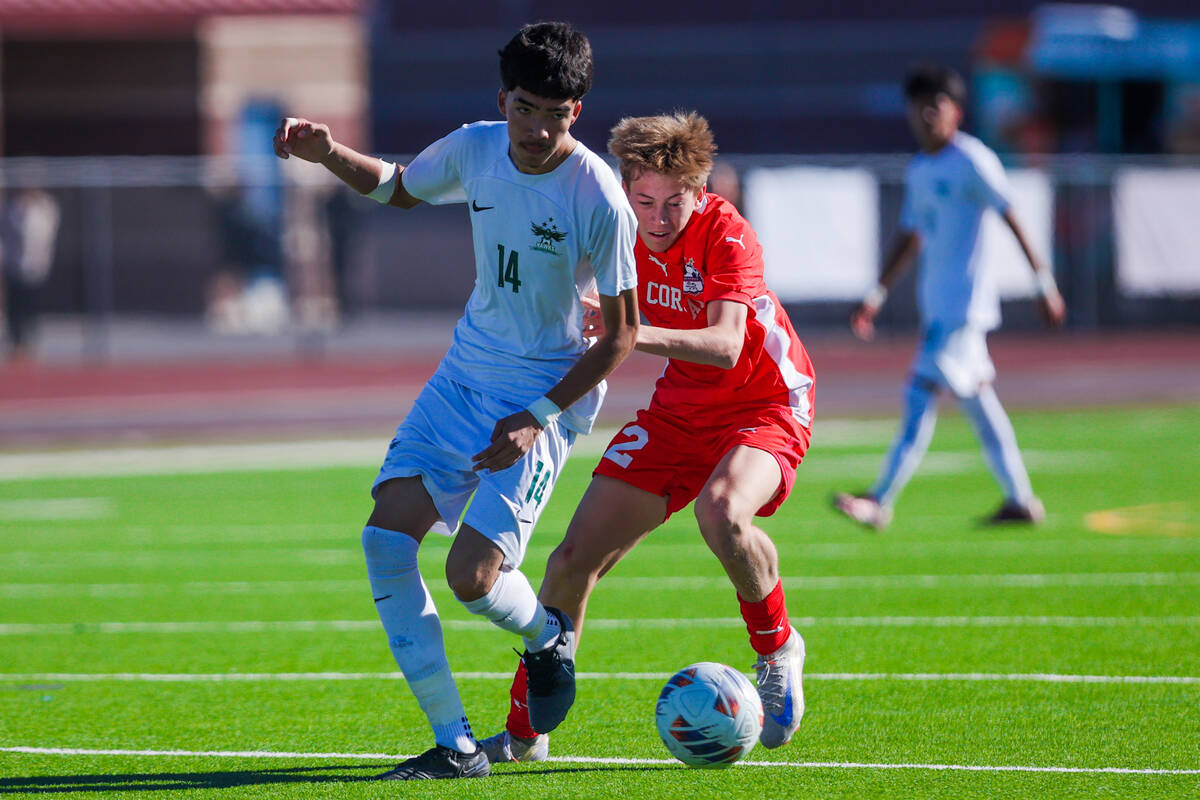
[
  {"left": 872, "top": 376, "right": 939, "bottom": 507},
  {"left": 960, "top": 384, "right": 1034, "bottom": 505},
  {"left": 872, "top": 378, "right": 1035, "bottom": 509},
  {"left": 457, "top": 568, "right": 561, "bottom": 652},
  {"left": 361, "top": 525, "right": 475, "bottom": 754}
]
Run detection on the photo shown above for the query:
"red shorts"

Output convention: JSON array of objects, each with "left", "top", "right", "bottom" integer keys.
[{"left": 593, "top": 402, "right": 811, "bottom": 519}]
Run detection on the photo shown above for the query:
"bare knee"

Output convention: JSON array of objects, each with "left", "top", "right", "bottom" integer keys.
[
  {"left": 367, "top": 477, "right": 439, "bottom": 534},
  {"left": 694, "top": 493, "right": 750, "bottom": 561},
  {"left": 444, "top": 532, "right": 505, "bottom": 602},
  {"left": 545, "top": 539, "right": 603, "bottom": 590}
]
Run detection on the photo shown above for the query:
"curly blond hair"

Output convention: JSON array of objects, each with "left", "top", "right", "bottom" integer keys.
[{"left": 607, "top": 111, "right": 716, "bottom": 191}]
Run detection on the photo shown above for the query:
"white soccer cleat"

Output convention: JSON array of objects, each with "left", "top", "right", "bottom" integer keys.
[
  {"left": 755, "top": 627, "right": 806, "bottom": 749},
  {"left": 832, "top": 492, "right": 892, "bottom": 530},
  {"left": 478, "top": 730, "right": 549, "bottom": 764}
]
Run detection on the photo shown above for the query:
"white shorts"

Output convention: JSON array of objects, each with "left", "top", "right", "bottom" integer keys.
[
  {"left": 373, "top": 373, "right": 576, "bottom": 568},
  {"left": 911, "top": 324, "right": 996, "bottom": 398}
]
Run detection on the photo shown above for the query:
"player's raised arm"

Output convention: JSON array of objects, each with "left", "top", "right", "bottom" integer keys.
[
  {"left": 272, "top": 116, "right": 420, "bottom": 209},
  {"left": 1001, "top": 208, "right": 1066, "bottom": 328}
]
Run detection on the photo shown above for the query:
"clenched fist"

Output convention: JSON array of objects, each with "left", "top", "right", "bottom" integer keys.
[{"left": 273, "top": 117, "right": 334, "bottom": 164}]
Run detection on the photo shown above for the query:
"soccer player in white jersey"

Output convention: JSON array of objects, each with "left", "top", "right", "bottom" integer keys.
[
  {"left": 272, "top": 22, "right": 638, "bottom": 780},
  {"left": 833, "top": 64, "right": 1066, "bottom": 531}
]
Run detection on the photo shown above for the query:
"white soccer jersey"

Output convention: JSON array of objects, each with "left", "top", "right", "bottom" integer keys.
[
  {"left": 899, "top": 132, "right": 1012, "bottom": 331},
  {"left": 400, "top": 121, "right": 638, "bottom": 434}
]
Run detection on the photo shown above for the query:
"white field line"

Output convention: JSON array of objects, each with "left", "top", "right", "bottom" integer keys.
[
  {"left": 3, "top": 671, "right": 1199, "bottom": 686},
  {"left": 0, "top": 429, "right": 1102, "bottom": 482},
  {"left": 5, "top": 570, "right": 1199, "bottom": 592},
  {"left": 0, "top": 548, "right": 359, "bottom": 570},
  {"left": 10, "top": 536, "right": 1200, "bottom": 580},
  {"left": 3, "top": 614, "right": 1199, "bottom": 637},
  {"left": 1, "top": 746, "right": 1196, "bottom": 775},
  {"left": 0, "top": 498, "right": 114, "bottom": 521},
  {"left": 0, "top": 423, "right": 885, "bottom": 484}
]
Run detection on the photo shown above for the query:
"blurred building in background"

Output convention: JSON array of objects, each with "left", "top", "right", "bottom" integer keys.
[{"left": 0, "top": 0, "right": 1196, "bottom": 360}]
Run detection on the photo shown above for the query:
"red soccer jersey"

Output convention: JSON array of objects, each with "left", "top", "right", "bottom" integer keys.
[{"left": 636, "top": 192, "right": 815, "bottom": 427}]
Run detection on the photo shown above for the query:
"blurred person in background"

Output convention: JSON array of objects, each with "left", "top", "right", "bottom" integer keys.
[
  {"left": 207, "top": 182, "right": 290, "bottom": 334},
  {"left": 272, "top": 21, "right": 638, "bottom": 780},
  {"left": 707, "top": 158, "right": 743, "bottom": 212},
  {"left": 482, "top": 111, "right": 814, "bottom": 764},
  {"left": 1, "top": 186, "right": 60, "bottom": 363},
  {"left": 833, "top": 64, "right": 1066, "bottom": 531}
]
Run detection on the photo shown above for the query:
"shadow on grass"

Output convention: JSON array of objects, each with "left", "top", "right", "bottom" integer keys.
[
  {"left": 0, "top": 764, "right": 381, "bottom": 793},
  {"left": 0, "top": 762, "right": 676, "bottom": 792}
]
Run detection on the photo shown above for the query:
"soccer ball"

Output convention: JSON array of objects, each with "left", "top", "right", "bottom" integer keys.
[{"left": 655, "top": 661, "right": 763, "bottom": 768}]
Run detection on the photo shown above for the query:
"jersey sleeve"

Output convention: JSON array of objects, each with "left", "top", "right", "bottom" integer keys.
[
  {"left": 966, "top": 146, "right": 1012, "bottom": 213},
  {"left": 398, "top": 124, "right": 471, "bottom": 205},
  {"left": 702, "top": 213, "right": 759, "bottom": 308},
  {"left": 586, "top": 197, "right": 638, "bottom": 297}
]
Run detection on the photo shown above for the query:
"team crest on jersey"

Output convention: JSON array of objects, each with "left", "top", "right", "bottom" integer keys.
[
  {"left": 682, "top": 259, "right": 704, "bottom": 295},
  {"left": 531, "top": 218, "right": 567, "bottom": 255}
]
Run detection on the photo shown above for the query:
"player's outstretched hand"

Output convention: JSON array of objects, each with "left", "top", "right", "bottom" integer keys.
[
  {"left": 472, "top": 410, "right": 542, "bottom": 472},
  {"left": 850, "top": 303, "right": 877, "bottom": 342},
  {"left": 273, "top": 117, "right": 333, "bottom": 164},
  {"left": 1039, "top": 290, "right": 1067, "bottom": 328}
]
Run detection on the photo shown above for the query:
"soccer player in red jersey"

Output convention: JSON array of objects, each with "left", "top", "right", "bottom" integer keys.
[{"left": 482, "top": 112, "right": 815, "bottom": 763}]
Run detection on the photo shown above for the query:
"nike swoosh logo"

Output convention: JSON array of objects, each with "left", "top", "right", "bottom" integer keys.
[
  {"left": 373, "top": 595, "right": 392, "bottom": 603},
  {"left": 472, "top": 201, "right": 494, "bottom": 212},
  {"left": 768, "top": 684, "right": 794, "bottom": 727}
]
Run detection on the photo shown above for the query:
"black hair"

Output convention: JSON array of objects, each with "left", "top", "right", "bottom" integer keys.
[
  {"left": 499, "top": 21, "right": 593, "bottom": 101},
  {"left": 903, "top": 63, "right": 967, "bottom": 108}
]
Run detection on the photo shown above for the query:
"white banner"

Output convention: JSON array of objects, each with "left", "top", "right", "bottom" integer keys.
[
  {"left": 744, "top": 166, "right": 1053, "bottom": 302},
  {"left": 744, "top": 167, "right": 879, "bottom": 302},
  {"left": 1114, "top": 168, "right": 1200, "bottom": 297}
]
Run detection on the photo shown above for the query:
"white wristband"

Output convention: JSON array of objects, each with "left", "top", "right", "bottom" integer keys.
[
  {"left": 863, "top": 284, "right": 888, "bottom": 311},
  {"left": 1035, "top": 269, "right": 1058, "bottom": 298},
  {"left": 366, "top": 160, "right": 398, "bottom": 203},
  {"left": 526, "top": 396, "right": 562, "bottom": 428}
]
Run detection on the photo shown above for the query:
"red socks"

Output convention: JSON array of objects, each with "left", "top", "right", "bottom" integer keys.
[
  {"left": 738, "top": 579, "right": 791, "bottom": 655},
  {"left": 506, "top": 660, "right": 539, "bottom": 738}
]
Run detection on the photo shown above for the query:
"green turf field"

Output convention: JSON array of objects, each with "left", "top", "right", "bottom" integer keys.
[{"left": 2, "top": 405, "right": 1198, "bottom": 798}]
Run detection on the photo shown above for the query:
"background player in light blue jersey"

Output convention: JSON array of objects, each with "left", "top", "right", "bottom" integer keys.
[
  {"left": 273, "top": 22, "right": 638, "bottom": 780},
  {"left": 833, "top": 64, "right": 1066, "bottom": 531}
]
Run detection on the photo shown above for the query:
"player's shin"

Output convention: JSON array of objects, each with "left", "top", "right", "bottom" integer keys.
[
  {"left": 872, "top": 376, "right": 939, "bottom": 506},
  {"left": 961, "top": 384, "right": 1035, "bottom": 505},
  {"left": 362, "top": 526, "right": 476, "bottom": 754},
  {"left": 457, "top": 567, "right": 561, "bottom": 650},
  {"left": 506, "top": 661, "right": 539, "bottom": 738},
  {"left": 738, "top": 579, "right": 791, "bottom": 655}
]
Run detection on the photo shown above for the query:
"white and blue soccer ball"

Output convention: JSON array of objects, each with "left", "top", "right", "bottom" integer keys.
[{"left": 655, "top": 661, "right": 763, "bottom": 768}]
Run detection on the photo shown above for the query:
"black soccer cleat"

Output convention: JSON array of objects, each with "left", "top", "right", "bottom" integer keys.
[
  {"left": 374, "top": 744, "right": 490, "bottom": 780},
  {"left": 523, "top": 606, "right": 577, "bottom": 733}
]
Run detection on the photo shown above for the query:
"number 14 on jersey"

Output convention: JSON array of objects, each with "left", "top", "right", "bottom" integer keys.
[{"left": 497, "top": 244, "right": 522, "bottom": 293}]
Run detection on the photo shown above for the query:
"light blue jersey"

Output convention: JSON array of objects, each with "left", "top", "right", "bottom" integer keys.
[
  {"left": 900, "top": 132, "right": 1012, "bottom": 332},
  {"left": 401, "top": 121, "right": 638, "bottom": 433}
]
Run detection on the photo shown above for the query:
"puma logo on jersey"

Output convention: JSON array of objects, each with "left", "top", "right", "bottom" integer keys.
[
  {"left": 725, "top": 234, "right": 746, "bottom": 250},
  {"left": 647, "top": 253, "right": 669, "bottom": 277}
]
